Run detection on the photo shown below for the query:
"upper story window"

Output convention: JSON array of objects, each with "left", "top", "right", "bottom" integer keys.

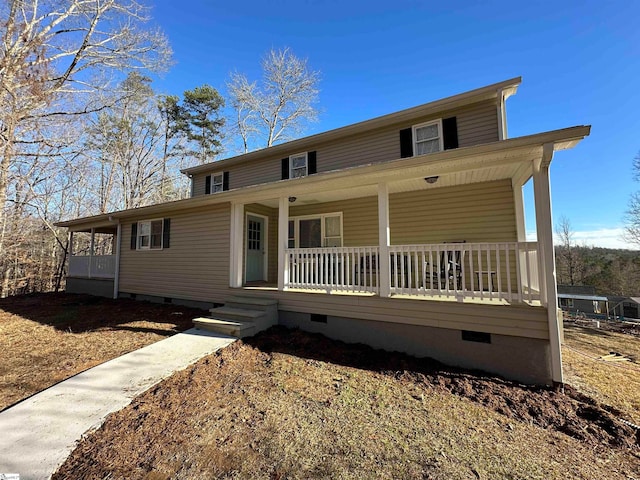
[
  {"left": 131, "top": 218, "right": 170, "bottom": 250},
  {"left": 205, "top": 172, "right": 229, "bottom": 194},
  {"left": 282, "top": 151, "right": 316, "bottom": 180},
  {"left": 290, "top": 153, "right": 308, "bottom": 178},
  {"left": 412, "top": 120, "right": 443, "bottom": 155},
  {"left": 211, "top": 173, "right": 224, "bottom": 193},
  {"left": 400, "top": 117, "right": 457, "bottom": 158}
]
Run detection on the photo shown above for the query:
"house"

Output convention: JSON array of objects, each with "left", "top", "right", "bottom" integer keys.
[
  {"left": 608, "top": 296, "right": 640, "bottom": 320},
  {"left": 56, "top": 77, "right": 591, "bottom": 386},
  {"left": 557, "top": 285, "right": 609, "bottom": 318}
]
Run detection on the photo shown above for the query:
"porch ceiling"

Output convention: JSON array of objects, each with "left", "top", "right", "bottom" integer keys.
[{"left": 256, "top": 148, "right": 535, "bottom": 207}]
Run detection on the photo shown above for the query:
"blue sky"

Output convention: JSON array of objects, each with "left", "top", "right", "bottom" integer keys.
[{"left": 149, "top": 0, "right": 639, "bottom": 249}]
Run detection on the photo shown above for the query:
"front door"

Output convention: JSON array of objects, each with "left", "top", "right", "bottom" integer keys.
[{"left": 245, "top": 214, "right": 266, "bottom": 282}]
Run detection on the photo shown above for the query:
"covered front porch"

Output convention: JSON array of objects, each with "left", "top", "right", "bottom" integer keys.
[{"left": 229, "top": 141, "right": 564, "bottom": 309}]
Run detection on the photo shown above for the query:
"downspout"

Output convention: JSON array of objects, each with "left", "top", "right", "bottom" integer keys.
[{"left": 113, "top": 222, "right": 122, "bottom": 299}]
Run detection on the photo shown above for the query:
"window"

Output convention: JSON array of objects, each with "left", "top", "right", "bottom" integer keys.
[
  {"left": 288, "top": 213, "right": 343, "bottom": 248},
  {"left": 137, "top": 219, "right": 164, "bottom": 250},
  {"left": 205, "top": 172, "right": 228, "bottom": 194},
  {"left": 559, "top": 297, "right": 574, "bottom": 308},
  {"left": 412, "top": 120, "right": 443, "bottom": 155},
  {"left": 211, "top": 173, "right": 224, "bottom": 193},
  {"left": 289, "top": 153, "right": 308, "bottom": 178}
]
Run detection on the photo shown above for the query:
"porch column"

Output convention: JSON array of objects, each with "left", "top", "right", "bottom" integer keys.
[
  {"left": 113, "top": 223, "right": 121, "bottom": 299},
  {"left": 88, "top": 228, "right": 95, "bottom": 279},
  {"left": 533, "top": 143, "right": 563, "bottom": 384},
  {"left": 513, "top": 184, "right": 527, "bottom": 242},
  {"left": 378, "top": 183, "right": 391, "bottom": 297},
  {"left": 277, "top": 197, "right": 289, "bottom": 291},
  {"left": 229, "top": 202, "right": 244, "bottom": 288}
]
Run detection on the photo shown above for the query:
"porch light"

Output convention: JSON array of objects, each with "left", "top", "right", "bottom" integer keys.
[
  {"left": 288, "top": 196, "right": 297, "bottom": 203},
  {"left": 425, "top": 176, "right": 439, "bottom": 184}
]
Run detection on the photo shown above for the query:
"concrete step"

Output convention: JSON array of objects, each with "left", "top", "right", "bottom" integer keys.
[
  {"left": 225, "top": 296, "right": 278, "bottom": 307},
  {"left": 193, "top": 317, "right": 256, "bottom": 338},
  {"left": 207, "top": 306, "right": 264, "bottom": 322}
]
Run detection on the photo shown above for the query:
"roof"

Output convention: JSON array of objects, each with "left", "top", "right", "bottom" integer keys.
[
  {"left": 181, "top": 77, "right": 522, "bottom": 176},
  {"left": 557, "top": 293, "right": 609, "bottom": 301},
  {"left": 55, "top": 124, "right": 591, "bottom": 230}
]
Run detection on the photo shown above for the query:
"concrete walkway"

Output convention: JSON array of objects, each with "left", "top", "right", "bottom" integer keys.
[{"left": 0, "top": 328, "right": 235, "bottom": 480}]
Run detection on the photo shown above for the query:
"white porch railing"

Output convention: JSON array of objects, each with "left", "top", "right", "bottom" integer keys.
[
  {"left": 286, "top": 247, "right": 379, "bottom": 293},
  {"left": 284, "top": 242, "right": 541, "bottom": 303},
  {"left": 68, "top": 255, "right": 116, "bottom": 279},
  {"left": 388, "top": 242, "right": 540, "bottom": 302}
]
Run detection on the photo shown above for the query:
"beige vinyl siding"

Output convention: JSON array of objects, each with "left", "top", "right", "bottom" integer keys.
[
  {"left": 191, "top": 99, "right": 500, "bottom": 196},
  {"left": 119, "top": 204, "right": 231, "bottom": 304},
  {"left": 389, "top": 179, "right": 516, "bottom": 244},
  {"left": 456, "top": 100, "right": 499, "bottom": 147}
]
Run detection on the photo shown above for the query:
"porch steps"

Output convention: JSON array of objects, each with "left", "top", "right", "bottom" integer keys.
[{"left": 193, "top": 296, "right": 279, "bottom": 339}]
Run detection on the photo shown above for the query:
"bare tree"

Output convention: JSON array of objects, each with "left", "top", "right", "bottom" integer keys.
[
  {"left": 0, "top": 0, "right": 171, "bottom": 260},
  {"left": 227, "top": 47, "right": 320, "bottom": 152},
  {"left": 555, "top": 215, "right": 584, "bottom": 286},
  {"left": 625, "top": 151, "right": 640, "bottom": 246}
]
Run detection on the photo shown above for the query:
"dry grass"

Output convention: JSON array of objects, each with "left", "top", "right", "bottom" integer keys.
[
  {"left": 0, "top": 292, "right": 206, "bottom": 410},
  {"left": 55, "top": 328, "right": 640, "bottom": 480},
  {"left": 563, "top": 323, "right": 640, "bottom": 425}
]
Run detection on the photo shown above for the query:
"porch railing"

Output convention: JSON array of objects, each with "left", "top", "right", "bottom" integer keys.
[
  {"left": 285, "top": 242, "right": 541, "bottom": 303},
  {"left": 388, "top": 242, "right": 540, "bottom": 302},
  {"left": 287, "top": 247, "right": 379, "bottom": 293},
  {"left": 68, "top": 255, "right": 116, "bottom": 279}
]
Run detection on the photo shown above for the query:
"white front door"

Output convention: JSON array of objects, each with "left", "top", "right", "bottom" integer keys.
[{"left": 245, "top": 214, "right": 266, "bottom": 282}]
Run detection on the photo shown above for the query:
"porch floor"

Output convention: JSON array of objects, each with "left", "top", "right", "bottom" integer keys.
[{"left": 241, "top": 286, "right": 542, "bottom": 307}]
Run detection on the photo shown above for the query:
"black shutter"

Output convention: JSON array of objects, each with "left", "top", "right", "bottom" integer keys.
[
  {"left": 308, "top": 151, "right": 317, "bottom": 174},
  {"left": 130, "top": 223, "right": 137, "bottom": 250},
  {"left": 162, "top": 218, "right": 171, "bottom": 249},
  {"left": 223, "top": 171, "right": 229, "bottom": 191},
  {"left": 442, "top": 117, "right": 459, "bottom": 150},
  {"left": 281, "top": 158, "right": 290, "bottom": 179},
  {"left": 400, "top": 128, "right": 413, "bottom": 158},
  {"left": 205, "top": 175, "right": 211, "bottom": 194}
]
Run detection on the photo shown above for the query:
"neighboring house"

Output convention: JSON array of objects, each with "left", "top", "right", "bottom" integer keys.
[
  {"left": 608, "top": 296, "right": 640, "bottom": 320},
  {"left": 56, "top": 77, "right": 591, "bottom": 386},
  {"left": 557, "top": 285, "right": 609, "bottom": 318}
]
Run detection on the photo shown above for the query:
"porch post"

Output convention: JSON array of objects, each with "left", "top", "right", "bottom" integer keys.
[
  {"left": 277, "top": 197, "right": 289, "bottom": 291},
  {"left": 378, "top": 182, "right": 391, "bottom": 297},
  {"left": 89, "top": 228, "right": 95, "bottom": 279},
  {"left": 229, "top": 203, "right": 244, "bottom": 288},
  {"left": 113, "top": 223, "right": 121, "bottom": 299},
  {"left": 513, "top": 183, "right": 527, "bottom": 242},
  {"left": 533, "top": 143, "right": 563, "bottom": 384}
]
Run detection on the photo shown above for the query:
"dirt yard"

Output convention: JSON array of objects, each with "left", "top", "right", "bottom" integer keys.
[
  {"left": 54, "top": 327, "right": 640, "bottom": 480},
  {"left": 0, "top": 292, "right": 207, "bottom": 411}
]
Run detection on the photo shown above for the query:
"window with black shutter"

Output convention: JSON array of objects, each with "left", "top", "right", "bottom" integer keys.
[{"left": 134, "top": 218, "right": 170, "bottom": 250}]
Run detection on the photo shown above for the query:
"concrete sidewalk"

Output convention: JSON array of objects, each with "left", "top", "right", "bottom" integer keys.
[{"left": 0, "top": 328, "right": 235, "bottom": 480}]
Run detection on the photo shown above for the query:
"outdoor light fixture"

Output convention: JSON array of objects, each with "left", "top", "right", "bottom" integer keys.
[
  {"left": 288, "top": 196, "right": 297, "bottom": 203},
  {"left": 425, "top": 176, "right": 439, "bottom": 184}
]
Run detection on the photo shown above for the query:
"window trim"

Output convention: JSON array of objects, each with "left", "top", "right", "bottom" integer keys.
[
  {"left": 210, "top": 172, "right": 224, "bottom": 193},
  {"left": 412, "top": 119, "right": 443, "bottom": 156},
  {"left": 288, "top": 212, "right": 343, "bottom": 248},
  {"left": 289, "top": 152, "right": 308, "bottom": 179},
  {"left": 137, "top": 218, "right": 164, "bottom": 250},
  {"left": 559, "top": 297, "right": 574, "bottom": 308}
]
